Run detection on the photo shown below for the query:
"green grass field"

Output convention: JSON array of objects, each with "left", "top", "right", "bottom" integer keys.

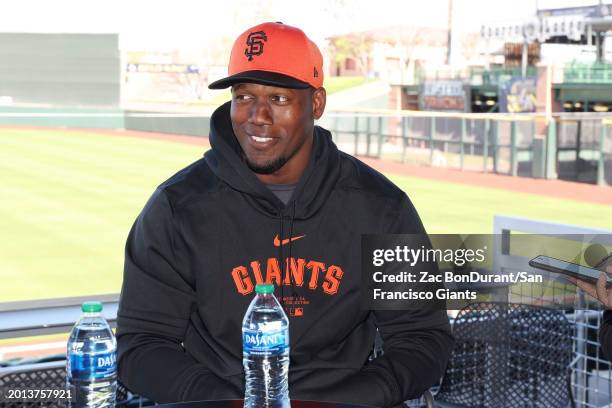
[{"left": 1, "top": 127, "right": 611, "bottom": 302}]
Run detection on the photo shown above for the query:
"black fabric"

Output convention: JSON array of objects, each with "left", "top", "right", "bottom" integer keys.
[
  {"left": 116, "top": 101, "right": 453, "bottom": 407},
  {"left": 601, "top": 310, "right": 612, "bottom": 360},
  {"left": 208, "top": 70, "right": 311, "bottom": 89}
]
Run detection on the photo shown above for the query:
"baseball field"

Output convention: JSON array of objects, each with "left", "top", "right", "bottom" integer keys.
[{"left": 1, "top": 126, "right": 611, "bottom": 302}]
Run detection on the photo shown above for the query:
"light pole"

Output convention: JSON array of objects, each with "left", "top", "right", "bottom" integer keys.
[{"left": 447, "top": 0, "right": 453, "bottom": 65}]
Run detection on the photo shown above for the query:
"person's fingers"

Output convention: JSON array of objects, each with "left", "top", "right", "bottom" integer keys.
[
  {"left": 606, "top": 265, "right": 612, "bottom": 277},
  {"left": 575, "top": 278, "right": 598, "bottom": 298},
  {"left": 596, "top": 273, "right": 610, "bottom": 308}
]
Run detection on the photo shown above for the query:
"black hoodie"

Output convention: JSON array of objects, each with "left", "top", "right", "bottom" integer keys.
[
  {"left": 116, "top": 102, "right": 453, "bottom": 407},
  {"left": 601, "top": 310, "right": 612, "bottom": 360}
]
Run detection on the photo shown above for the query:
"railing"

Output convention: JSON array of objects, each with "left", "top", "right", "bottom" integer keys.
[
  {"left": 601, "top": 118, "right": 612, "bottom": 185},
  {"left": 322, "top": 109, "right": 542, "bottom": 177},
  {"left": 0, "top": 108, "right": 607, "bottom": 185},
  {"left": 564, "top": 63, "right": 612, "bottom": 84},
  {"left": 415, "top": 66, "right": 539, "bottom": 86},
  {"left": 0, "top": 294, "right": 118, "bottom": 340},
  {"left": 319, "top": 109, "right": 612, "bottom": 185},
  {"left": 492, "top": 215, "right": 612, "bottom": 408},
  {"left": 469, "top": 66, "right": 539, "bottom": 86},
  {"left": 420, "top": 63, "right": 612, "bottom": 86}
]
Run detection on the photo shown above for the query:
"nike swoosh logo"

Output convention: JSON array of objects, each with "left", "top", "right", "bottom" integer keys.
[{"left": 273, "top": 234, "right": 306, "bottom": 247}]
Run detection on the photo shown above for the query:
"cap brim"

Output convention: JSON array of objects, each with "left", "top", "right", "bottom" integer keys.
[{"left": 208, "top": 70, "right": 310, "bottom": 90}]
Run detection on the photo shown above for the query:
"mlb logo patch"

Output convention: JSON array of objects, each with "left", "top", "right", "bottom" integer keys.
[{"left": 290, "top": 307, "right": 304, "bottom": 317}]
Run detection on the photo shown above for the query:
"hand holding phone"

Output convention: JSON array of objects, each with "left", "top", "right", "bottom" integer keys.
[
  {"left": 529, "top": 254, "right": 612, "bottom": 308},
  {"left": 529, "top": 255, "right": 612, "bottom": 287}
]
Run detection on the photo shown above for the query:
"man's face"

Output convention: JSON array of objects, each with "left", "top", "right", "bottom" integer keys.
[{"left": 230, "top": 83, "right": 323, "bottom": 180}]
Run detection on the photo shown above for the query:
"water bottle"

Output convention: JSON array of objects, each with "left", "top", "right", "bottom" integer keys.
[
  {"left": 242, "top": 284, "right": 290, "bottom": 408},
  {"left": 66, "top": 301, "right": 117, "bottom": 408}
]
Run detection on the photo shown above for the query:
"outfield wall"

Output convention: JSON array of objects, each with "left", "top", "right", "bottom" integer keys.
[
  {"left": 123, "top": 110, "right": 210, "bottom": 137},
  {"left": 0, "top": 33, "right": 120, "bottom": 107},
  {"left": 0, "top": 106, "right": 124, "bottom": 129},
  {"left": 0, "top": 106, "right": 211, "bottom": 137}
]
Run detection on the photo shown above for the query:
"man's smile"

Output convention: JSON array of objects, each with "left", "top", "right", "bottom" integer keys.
[
  {"left": 251, "top": 135, "right": 273, "bottom": 143},
  {"left": 246, "top": 134, "right": 280, "bottom": 150}
]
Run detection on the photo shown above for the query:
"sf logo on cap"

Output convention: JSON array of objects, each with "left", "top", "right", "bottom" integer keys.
[{"left": 245, "top": 31, "right": 267, "bottom": 61}]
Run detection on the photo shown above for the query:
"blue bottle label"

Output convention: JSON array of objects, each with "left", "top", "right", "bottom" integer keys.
[
  {"left": 69, "top": 351, "right": 116, "bottom": 380},
  {"left": 243, "top": 329, "right": 289, "bottom": 354}
]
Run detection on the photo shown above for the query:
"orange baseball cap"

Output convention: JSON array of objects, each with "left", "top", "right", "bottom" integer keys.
[{"left": 208, "top": 22, "right": 323, "bottom": 90}]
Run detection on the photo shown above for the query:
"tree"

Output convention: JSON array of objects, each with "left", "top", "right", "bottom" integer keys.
[{"left": 329, "top": 33, "right": 374, "bottom": 76}]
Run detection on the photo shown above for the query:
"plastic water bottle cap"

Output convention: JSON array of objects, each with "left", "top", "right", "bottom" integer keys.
[
  {"left": 255, "top": 284, "right": 274, "bottom": 294},
  {"left": 82, "top": 301, "right": 103, "bottom": 313}
]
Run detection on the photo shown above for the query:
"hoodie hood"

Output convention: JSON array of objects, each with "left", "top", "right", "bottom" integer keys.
[{"left": 204, "top": 101, "right": 341, "bottom": 219}]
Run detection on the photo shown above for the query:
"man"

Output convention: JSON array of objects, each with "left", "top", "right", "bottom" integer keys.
[{"left": 116, "top": 22, "right": 453, "bottom": 407}]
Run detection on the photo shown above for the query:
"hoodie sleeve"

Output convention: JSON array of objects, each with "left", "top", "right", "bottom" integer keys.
[
  {"left": 601, "top": 310, "right": 612, "bottom": 361},
  {"left": 326, "top": 193, "right": 454, "bottom": 408},
  {"left": 116, "top": 188, "right": 241, "bottom": 403},
  {"left": 370, "top": 194, "right": 453, "bottom": 406}
]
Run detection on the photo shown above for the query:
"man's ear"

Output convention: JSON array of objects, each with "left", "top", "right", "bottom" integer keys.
[{"left": 312, "top": 87, "right": 326, "bottom": 120}]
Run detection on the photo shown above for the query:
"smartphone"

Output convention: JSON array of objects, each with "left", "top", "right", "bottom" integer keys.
[{"left": 529, "top": 255, "right": 612, "bottom": 287}]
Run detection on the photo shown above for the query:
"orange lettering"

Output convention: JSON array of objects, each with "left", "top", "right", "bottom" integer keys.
[
  {"left": 235, "top": 258, "right": 344, "bottom": 295},
  {"left": 250, "top": 260, "right": 264, "bottom": 285},
  {"left": 322, "top": 265, "right": 344, "bottom": 295},
  {"left": 284, "top": 257, "right": 305, "bottom": 286},
  {"left": 231, "top": 265, "right": 253, "bottom": 295},
  {"left": 266, "top": 257, "right": 282, "bottom": 286},
  {"left": 307, "top": 260, "right": 326, "bottom": 290}
]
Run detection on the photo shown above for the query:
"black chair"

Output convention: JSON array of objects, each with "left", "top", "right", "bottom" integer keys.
[
  {"left": 0, "top": 356, "right": 149, "bottom": 407},
  {"left": 434, "top": 302, "right": 575, "bottom": 408}
]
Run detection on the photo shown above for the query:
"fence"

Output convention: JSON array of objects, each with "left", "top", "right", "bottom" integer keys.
[
  {"left": 417, "top": 66, "right": 539, "bottom": 87},
  {"left": 564, "top": 63, "right": 612, "bottom": 84},
  {"left": 0, "top": 107, "right": 612, "bottom": 185},
  {"left": 0, "top": 107, "right": 609, "bottom": 185},
  {"left": 0, "top": 294, "right": 118, "bottom": 341},
  {"left": 556, "top": 115, "right": 612, "bottom": 185},
  {"left": 0, "top": 107, "right": 212, "bottom": 137},
  {"left": 319, "top": 109, "right": 612, "bottom": 185},
  {"left": 601, "top": 118, "right": 612, "bottom": 186},
  {"left": 493, "top": 215, "right": 612, "bottom": 408}
]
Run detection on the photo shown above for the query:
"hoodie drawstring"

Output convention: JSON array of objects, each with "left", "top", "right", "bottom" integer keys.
[
  {"left": 288, "top": 201, "right": 298, "bottom": 300},
  {"left": 278, "top": 201, "right": 298, "bottom": 314},
  {"left": 278, "top": 209, "right": 286, "bottom": 312}
]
